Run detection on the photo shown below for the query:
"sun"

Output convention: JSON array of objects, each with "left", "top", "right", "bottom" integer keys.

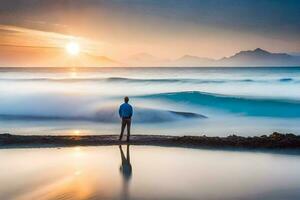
[{"left": 66, "top": 42, "right": 80, "bottom": 55}]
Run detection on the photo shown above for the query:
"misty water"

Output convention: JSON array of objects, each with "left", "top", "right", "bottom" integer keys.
[
  {"left": 1, "top": 146, "right": 300, "bottom": 200},
  {"left": 0, "top": 67, "right": 300, "bottom": 136}
]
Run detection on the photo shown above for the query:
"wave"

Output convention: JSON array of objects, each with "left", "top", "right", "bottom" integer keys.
[
  {"left": 0, "top": 77, "right": 225, "bottom": 83},
  {"left": 137, "top": 91, "right": 300, "bottom": 118},
  {"left": 0, "top": 77, "right": 298, "bottom": 84},
  {"left": 279, "top": 78, "right": 294, "bottom": 82},
  {"left": 0, "top": 106, "right": 205, "bottom": 123}
]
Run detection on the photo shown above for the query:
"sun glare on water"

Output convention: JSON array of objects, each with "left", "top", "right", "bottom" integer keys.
[{"left": 66, "top": 42, "right": 80, "bottom": 55}]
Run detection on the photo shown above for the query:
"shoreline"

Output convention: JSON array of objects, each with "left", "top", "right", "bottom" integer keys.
[{"left": 1, "top": 132, "right": 300, "bottom": 152}]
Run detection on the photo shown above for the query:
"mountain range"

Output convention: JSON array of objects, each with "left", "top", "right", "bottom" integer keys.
[
  {"left": 1, "top": 47, "right": 300, "bottom": 67},
  {"left": 218, "top": 48, "right": 300, "bottom": 67},
  {"left": 125, "top": 48, "right": 300, "bottom": 67},
  {"left": 166, "top": 48, "right": 300, "bottom": 67}
]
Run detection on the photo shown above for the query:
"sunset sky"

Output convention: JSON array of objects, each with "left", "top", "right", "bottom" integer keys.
[{"left": 0, "top": 0, "right": 300, "bottom": 66}]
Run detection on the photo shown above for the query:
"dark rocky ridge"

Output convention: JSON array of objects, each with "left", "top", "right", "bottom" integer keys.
[{"left": 1, "top": 132, "right": 300, "bottom": 151}]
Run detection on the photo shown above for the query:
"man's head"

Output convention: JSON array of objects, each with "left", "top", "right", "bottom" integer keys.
[{"left": 124, "top": 96, "right": 129, "bottom": 103}]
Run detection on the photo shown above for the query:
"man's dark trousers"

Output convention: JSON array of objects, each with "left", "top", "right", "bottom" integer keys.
[{"left": 119, "top": 117, "right": 131, "bottom": 141}]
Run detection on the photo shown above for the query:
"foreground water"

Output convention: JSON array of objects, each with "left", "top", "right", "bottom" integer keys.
[
  {"left": 0, "top": 67, "right": 300, "bottom": 136},
  {"left": 0, "top": 145, "right": 300, "bottom": 200}
]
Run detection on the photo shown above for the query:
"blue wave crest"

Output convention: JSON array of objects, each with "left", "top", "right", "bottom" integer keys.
[{"left": 137, "top": 91, "right": 300, "bottom": 118}]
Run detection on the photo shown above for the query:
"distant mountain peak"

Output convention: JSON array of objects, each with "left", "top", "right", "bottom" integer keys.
[
  {"left": 85, "top": 53, "right": 120, "bottom": 67},
  {"left": 230, "top": 48, "right": 272, "bottom": 59},
  {"left": 180, "top": 55, "right": 200, "bottom": 59},
  {"left": 219, "top": 47, "right": 298, "bottom": 66},
  {"left": 126, "top": 52, "right": 167, "bottom": 66},
  {"left": 130, "top": 52, "right": 156, "bottom": 59},
  {"left": 178, "top": 54, "right": 214, "bottom": 61},
  {"left": 254, "top": 48, "right": 267, "bottom": 52},
  {"left": 253, "top": 48, "right": 271, "bottom": 54}
]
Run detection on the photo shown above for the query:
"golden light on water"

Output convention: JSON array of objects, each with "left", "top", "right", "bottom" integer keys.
[
  {"left": 66, "top": 42, "right": 80, "bottom": 56},
  {"left": 73, "top": 147, "right": 83, "bottom": 157},
  {"left": 74, "top": 147, "right": 81, "bottom": 151}
]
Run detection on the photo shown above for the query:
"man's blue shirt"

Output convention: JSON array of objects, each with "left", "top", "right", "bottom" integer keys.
[{"left": 119, "top": 103, "right": 133, "bottom": 118}]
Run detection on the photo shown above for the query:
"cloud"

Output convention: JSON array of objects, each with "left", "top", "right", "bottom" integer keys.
[
  {"left": 0, "top": 24, "right": 75, "bottom": 46},
  {"left": 0, "top": 24, "right": 101, "bottom": 53},
  {"left": 0, "top": 44, "right": 59, "bottom": 50}
]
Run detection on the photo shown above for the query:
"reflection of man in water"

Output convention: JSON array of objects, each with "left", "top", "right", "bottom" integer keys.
[
  {"left": 119, "top": 96, "right": 133, "bottom": 142},
  {"left": 119, "top": 145, "right": 132, "bottom": 200}
]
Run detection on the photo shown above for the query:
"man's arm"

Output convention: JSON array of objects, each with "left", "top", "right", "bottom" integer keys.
[
  {"left": 119, "top": 105, "right": 122, "bottom": 118},
  {"left": 129, "top": 106, "right": 133, "bottom": 118}
]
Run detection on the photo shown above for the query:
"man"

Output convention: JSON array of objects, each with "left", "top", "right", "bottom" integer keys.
[{"left": 119, "top": 96, "right": 133, "bottom": 142}]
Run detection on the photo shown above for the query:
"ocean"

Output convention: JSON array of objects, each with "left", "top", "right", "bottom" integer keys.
[{"left": 0, "top": 67, "right": 300, "bottom": 136}]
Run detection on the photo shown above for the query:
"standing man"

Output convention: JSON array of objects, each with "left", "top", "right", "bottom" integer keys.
[{"left": 119, "top": 96, "right": 133, "bottom": 142}]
